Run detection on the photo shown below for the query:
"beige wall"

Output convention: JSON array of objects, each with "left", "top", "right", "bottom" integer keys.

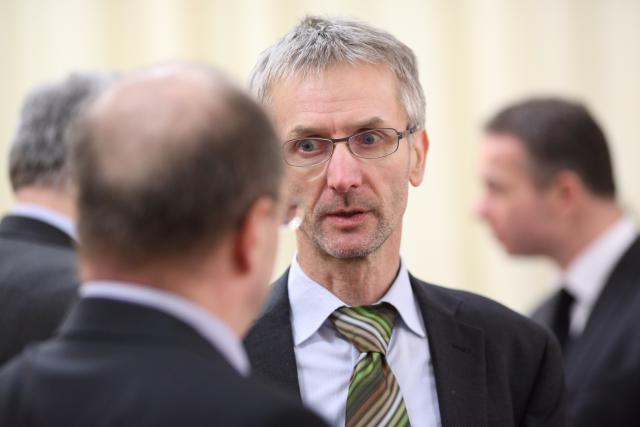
[{"left": 2, "top": 0, "right": 639, "bottom": 313}]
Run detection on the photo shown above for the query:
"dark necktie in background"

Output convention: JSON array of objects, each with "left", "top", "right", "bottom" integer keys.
[{"left": 552, "top": 288, "right": 576, "bottom": 354}]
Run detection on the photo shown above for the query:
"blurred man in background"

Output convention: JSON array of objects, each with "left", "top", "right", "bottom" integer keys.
[
  {"left": 0, "top": 73, "right": 111, "bottom": 365},
  {"left": 477, "top": 97, "right": 640, "bottom": 426},
  {"left": 0, "top": 63, "right": 327, "bottom": 427},
  {"left": 244, "top": 16, "right": 565, "bottom": 427}
]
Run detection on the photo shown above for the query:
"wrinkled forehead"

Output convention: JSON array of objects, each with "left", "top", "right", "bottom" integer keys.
[
  {"left": 267, "top": 63, "right": 407, "bottom": 138},
  {"left": 266, "top": 61, "right": 403, "bottom": 104}
]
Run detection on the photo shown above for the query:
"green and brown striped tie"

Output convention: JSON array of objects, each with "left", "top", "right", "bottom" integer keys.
[{"left": 330, "top": 303, "right": 411, "bottom": 427}]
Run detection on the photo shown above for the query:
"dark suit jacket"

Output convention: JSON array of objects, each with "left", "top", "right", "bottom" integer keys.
[
  {"left": 0, "top": 214, "right": 78, "bottom": 365},
  {"left": 0, "top": 297, "right": 328, "bottom": 427},
  {"left": 245, "top": 271, "right": 567, "bottom": 427},
  {"left": 532, "top": 236, "right": 640, "bottom": 427}
]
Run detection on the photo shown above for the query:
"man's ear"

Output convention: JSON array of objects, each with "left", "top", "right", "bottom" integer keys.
[
  {"left": 548, "top": 170, "right": 583, "bottom": 215},
  {"left": 234, "top": 196, "right": 277, "bottom": 273},
  {"left": 409, "top": 130, "right": 429, "bottom": 187}
]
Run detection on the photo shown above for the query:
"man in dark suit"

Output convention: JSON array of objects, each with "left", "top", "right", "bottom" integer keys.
[
  {"left": 0, "top": 74, "right": 111, "bottom": 365},
  {"left": 244, "top": 17, "right": 565, "bottom": 426},
  {"left": 476, "top": 98, "right": 639, "bottom": 426},
  {"left": 0, "top": 63, "right": 327, "bottom": 427}
]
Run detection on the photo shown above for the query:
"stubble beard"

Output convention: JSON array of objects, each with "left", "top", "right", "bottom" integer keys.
[{"left": 299, "top": 193, "right": 395, "bottom": 259}]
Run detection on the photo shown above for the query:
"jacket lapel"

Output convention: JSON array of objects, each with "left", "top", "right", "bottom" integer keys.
[
  {"left": 530, "top": 291, "right": 561, "bottom": 330},
  {"left": 244, "top": 270, "right": 302, "bottom": 401},
  {"left": 410, "top": 275, "right": 488, "bottom": 427},
  {"left": 564, "top": 236, "right": 640, "bottom": 386}
]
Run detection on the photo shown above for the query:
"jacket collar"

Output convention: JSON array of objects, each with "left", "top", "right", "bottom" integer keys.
[
  {"left": 0, "top": 214, "right": 74, "bottom": 248},
  {"left": 60, "top": 297, "right": 231, "bottom": 368},
  {"left": 244, "top": 270, "right": 302, "bottom": 400},
  {"left": 409, "top": 273, "right": 488, "bottom": 427}
]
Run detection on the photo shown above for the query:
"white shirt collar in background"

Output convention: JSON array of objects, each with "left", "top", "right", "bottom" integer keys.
[
  {"left": 12, "top": 203, "right": 76, "bottom": 239},
  {"left": 80, "top": 281, "right": 250, "bottom": 376}
]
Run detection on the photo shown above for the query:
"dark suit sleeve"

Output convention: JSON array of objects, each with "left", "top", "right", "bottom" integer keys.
[
  {"left": 0, "top": 356, "right": 27, "bottom": 426},
  {"left": 522, "top": 330, "right": 567, "bottom": 427}
]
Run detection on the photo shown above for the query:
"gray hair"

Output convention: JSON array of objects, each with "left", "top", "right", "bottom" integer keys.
[
  {"left": 249, "top": 16, "right": 426, "bottom": 128},
  {"left": 9, "top": 73, "right": 113, "bottom": 192}
]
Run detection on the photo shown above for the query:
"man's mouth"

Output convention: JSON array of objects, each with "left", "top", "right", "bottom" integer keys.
[
  {"left": 330, "top": 209, "right": 366, "bottom": 217},
  {"left": 324, "top": 209, "right": 370, "bottom": 227}
]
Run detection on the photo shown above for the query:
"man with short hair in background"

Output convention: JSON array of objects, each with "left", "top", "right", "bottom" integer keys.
[
  {"left": 244, "top": 16, "right": 566, "bottom": 427},
  {"left": 476, "top": 97, "right": 640, "bottom": 426},
  {"left": 0, "top": 63, "right": 327, "bottom": 427},
  {"left": 0, "top": 73, "right": 111, "bottom": 365}
]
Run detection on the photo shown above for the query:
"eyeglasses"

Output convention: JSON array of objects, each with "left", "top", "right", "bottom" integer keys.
[{"left": 282, "top": 126, "right": 418, "bottom": 167}]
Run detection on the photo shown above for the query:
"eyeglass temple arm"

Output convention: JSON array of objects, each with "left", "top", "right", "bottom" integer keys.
[{"left": 399, "top": 125, "right": 419, "bottom": 139}]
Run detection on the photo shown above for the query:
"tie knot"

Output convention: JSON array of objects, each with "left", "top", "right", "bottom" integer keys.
[{"left": 330, "top": 303, "right": 397, "bottom": 354}]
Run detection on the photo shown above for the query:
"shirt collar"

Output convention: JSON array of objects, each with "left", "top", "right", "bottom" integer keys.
[
  {"left": 80, "top": 281, "right": 250, "bottom": 376},
  {"left": 562, "top": 215, "right": 637, "bottom": 307},
  {"left": 288, "top": 255, "right": 426, "bottom": 346},
  {"left": 12, "top": 203, "right": 76, "bottom": 239}
]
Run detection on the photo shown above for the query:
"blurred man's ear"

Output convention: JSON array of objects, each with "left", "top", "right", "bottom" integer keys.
[
  {"left": 234, "top": 196, "right": 278, "bottom": 274},
  {"left": 409, "top": 130, "right": 429, "bottom": 187},
  {"left": 547, "top": 170, "right": 583, "bottom": 216}
]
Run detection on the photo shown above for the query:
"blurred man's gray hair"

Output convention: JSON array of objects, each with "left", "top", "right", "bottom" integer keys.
[
  {"left": 249, "top": 16, "right": 426, "bottom": 129},
  {"left": 9, "top": 73, "right": 113, "bottom": 192}
]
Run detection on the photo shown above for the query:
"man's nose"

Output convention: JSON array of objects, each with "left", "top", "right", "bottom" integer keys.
[{"left": 326, "top": 143, "right": 363, "bottom": 194}]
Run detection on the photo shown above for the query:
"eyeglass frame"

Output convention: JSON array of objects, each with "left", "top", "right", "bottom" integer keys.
[{"left": 281, "top": 125, "right": 419, "bottom": 167}]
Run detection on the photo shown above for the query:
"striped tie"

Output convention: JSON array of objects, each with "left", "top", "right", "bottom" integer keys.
[{"left": 330, "top": 303, "right": 411, "bottom": 427}]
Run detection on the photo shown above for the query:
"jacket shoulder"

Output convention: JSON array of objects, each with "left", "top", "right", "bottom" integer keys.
[
  {"left": 0, "top": 339, "right": 326, "bottom": 427},
  {"left": 411, "top": 276, "right": 554, "bottom": 348}
]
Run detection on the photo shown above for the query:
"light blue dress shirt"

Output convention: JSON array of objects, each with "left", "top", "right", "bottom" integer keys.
[{"left": 288, "top": 256, "right": 441, "bottom": 427}]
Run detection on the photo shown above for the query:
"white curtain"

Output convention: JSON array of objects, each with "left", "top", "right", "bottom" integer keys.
[{"left": 1, "top": 0, "right": 638, "bottom": 313}]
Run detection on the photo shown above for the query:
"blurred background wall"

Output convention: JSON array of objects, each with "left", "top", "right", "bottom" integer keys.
[{"left": 1, "top": 0, "right": 638, "bottom": 313}]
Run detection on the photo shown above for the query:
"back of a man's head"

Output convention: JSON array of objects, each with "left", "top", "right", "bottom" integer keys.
[
  {"left": 485, "top": 97, "right": 616, "bottom": 198},
  {"left": 71, "top": 64, "right": 282, "bottom": 267},
  {"left": 9, "top": 73, "right": 112, "bottom": 193},
  {"left": 249, "top": 15, "right": 426, "bottom": 129}
]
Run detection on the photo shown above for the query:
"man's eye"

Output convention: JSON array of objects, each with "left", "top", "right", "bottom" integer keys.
[
  {"left": 363, "top": 133, "right": 379, "bottom": 145},
  {"left": 354, "top": 131, "right": 384, "bottom": 146},
  {"left": 297, "top": 139, "right": 320, "bottom": 152}
]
